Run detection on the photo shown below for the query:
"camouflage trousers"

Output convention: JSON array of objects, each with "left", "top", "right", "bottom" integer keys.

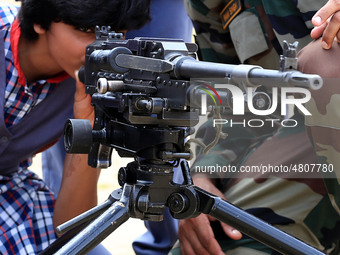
[{"left": 298, "top": 38, "right": 340, "bottom": 222}]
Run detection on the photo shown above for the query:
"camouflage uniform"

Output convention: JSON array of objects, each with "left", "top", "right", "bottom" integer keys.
[
  {"left": 298, "top": 38, "right": 340, "bottom": 250},
  {"left": 170, "top": 0, "right": 340, "bottom": 254}
]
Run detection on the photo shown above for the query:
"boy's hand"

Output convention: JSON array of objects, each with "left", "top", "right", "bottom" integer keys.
[{"left": 73, "top": 70, "right": 94, "bottom": 124}]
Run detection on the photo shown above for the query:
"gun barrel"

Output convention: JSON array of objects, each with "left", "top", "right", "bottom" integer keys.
[{"left": 173, "top": 57, "right": 322, "bottom": 90}]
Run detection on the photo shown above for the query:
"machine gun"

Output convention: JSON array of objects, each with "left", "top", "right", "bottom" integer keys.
[{"left": 42, "top": 26, "right": 325, "bottom": 254}]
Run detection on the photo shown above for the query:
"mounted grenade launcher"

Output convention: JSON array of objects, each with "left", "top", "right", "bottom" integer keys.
[
  {"left": 52, "top": 26, "right": 325, "bottom": 255},
  {"left": 64, "top": 26, "right": 322, "bottom": 169}
]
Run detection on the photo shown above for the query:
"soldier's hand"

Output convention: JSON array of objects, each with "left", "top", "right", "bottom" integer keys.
[
  {"left": 178, "top": 175, "right": 242, "bottom": 255},
  {"left": 311, "top": 0, "right": 340, "bottom": 49}
]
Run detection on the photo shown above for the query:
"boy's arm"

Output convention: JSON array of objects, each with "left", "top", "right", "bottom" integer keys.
[
  {"left": 53, "top": 153, "right": 100, "bottom": 228},
  {"left": 53, "top": 75, "right": 101, "bottom": 229}
]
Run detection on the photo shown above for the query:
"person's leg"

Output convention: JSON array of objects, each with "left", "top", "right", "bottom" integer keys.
[{"left": 129, "top": 1, "right": 192, "bottom": 254}]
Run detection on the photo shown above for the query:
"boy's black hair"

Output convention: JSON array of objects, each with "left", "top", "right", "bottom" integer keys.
[{"left": 18, "top": 0, "right": 151, "bottom": 40}]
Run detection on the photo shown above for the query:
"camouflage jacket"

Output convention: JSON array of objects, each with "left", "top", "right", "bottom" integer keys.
[{"left": 186, "top": 0, "right": 326, "bottom": 66}]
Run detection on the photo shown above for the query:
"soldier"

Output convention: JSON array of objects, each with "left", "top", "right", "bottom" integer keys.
[{"left": 170, "top": 1, "right": 340, "bottom": 255}]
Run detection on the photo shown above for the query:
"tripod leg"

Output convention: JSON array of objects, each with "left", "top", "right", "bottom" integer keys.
[
  {"left": 194, "top": 187, "right": 325, "bottom": 255},
  {"left": 54, "top": 185, "right": 133, "bottom": 255},
  {"left": 56, "top": 191, "right": 120, "bottom": 235}
]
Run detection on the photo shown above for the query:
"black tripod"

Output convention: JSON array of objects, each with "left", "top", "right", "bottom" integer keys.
[{"left": 41, "top": 120, "right": 325, "bottom": 255}]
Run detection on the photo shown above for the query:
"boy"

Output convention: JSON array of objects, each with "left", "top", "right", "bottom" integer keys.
[{"left": 0, "top": 0, "right": 150, "bottom": 254}]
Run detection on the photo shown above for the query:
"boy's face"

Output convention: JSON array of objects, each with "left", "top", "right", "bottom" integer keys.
[{"left": 45, "top": 22, "right": 96, "bottom": 79}]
